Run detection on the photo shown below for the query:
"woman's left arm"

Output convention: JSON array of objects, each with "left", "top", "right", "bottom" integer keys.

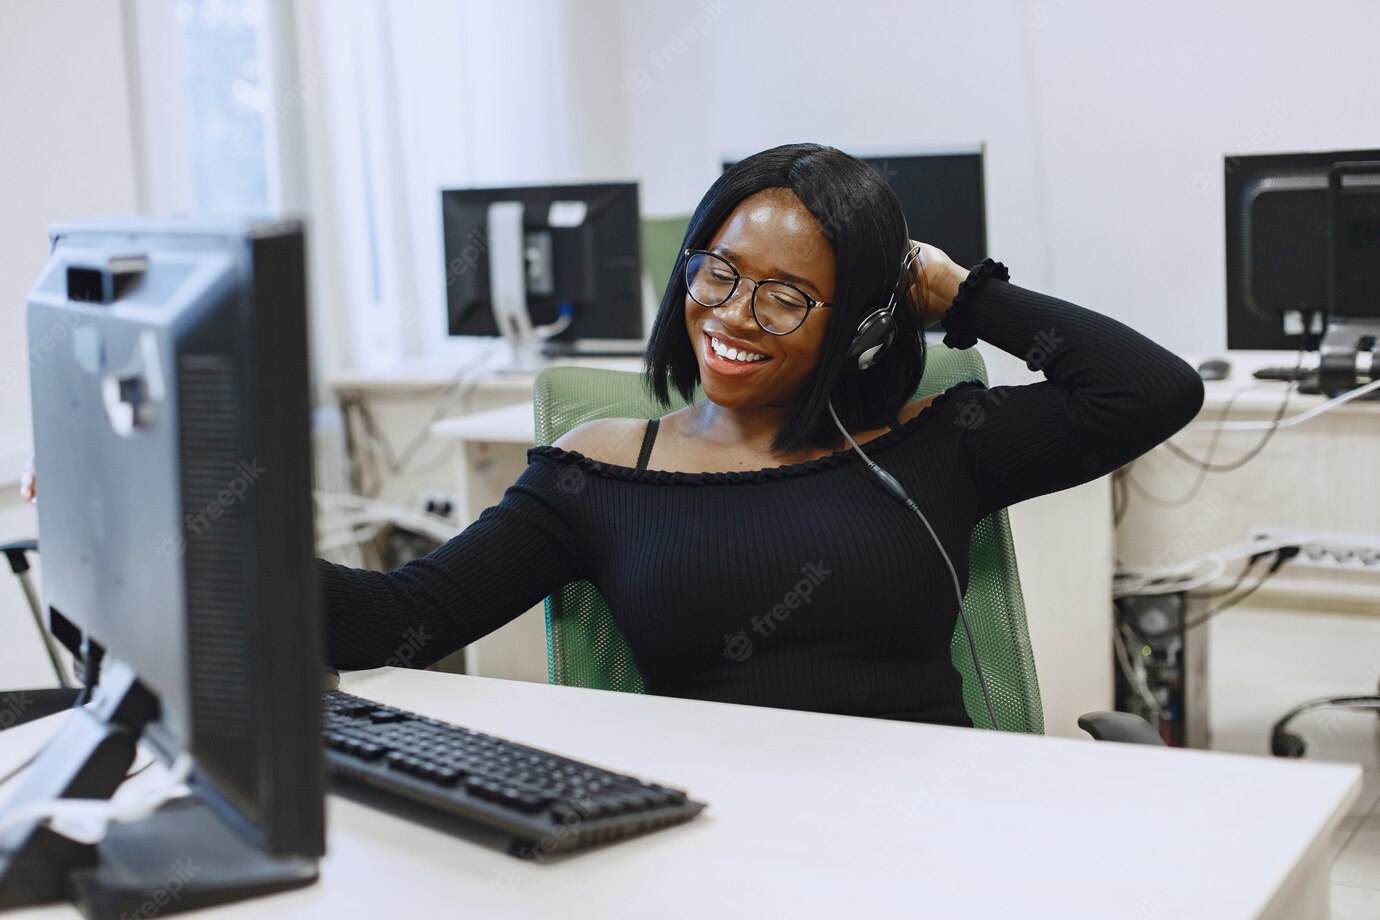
[{"left": 910, "top": 244, "right": 1205, "bottom": 521}]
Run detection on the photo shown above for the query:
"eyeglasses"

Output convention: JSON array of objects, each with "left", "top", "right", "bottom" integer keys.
[{"left": 683, "top": 249, "right": 833, "bottom": 336}]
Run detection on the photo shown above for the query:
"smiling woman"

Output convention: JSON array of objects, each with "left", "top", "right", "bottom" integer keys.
[{"left": 320, "top": 142, "right": 1205, "bottom": 729}]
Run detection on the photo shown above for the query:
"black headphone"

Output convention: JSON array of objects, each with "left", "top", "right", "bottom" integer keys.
[{"left": 842, "top": 242, "right": 924, "bottom": 373}]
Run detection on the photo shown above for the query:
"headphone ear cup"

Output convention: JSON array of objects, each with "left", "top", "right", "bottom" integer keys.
[{"left": 844, "top": 310, "right": 897, "bottom": 372}]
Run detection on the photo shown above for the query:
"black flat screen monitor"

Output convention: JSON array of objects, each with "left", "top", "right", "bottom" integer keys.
[
  {"left": 1225, "top": 148, "right": 1380, "bottom": 350},
  {"left": 723, "top": 147, "right": 989, "bottom": 270},
  {"left": 441, "top": 182, "right": 643, "bottom": 344}
]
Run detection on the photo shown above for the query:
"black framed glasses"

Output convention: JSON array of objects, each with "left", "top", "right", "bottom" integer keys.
[{"left": 683, "top": 249, "right": 832, "bottom": 335}]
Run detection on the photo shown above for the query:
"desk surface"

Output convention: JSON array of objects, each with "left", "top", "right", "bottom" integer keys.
[
  {"left": 328, "top": 354, "right": 644, "bottom": 396},
  {"left": 430, "top": 400, "right": 537, "bottom": 444},
  {"left": 1, "top": 669, "right": 1360, "bottom": 919}
]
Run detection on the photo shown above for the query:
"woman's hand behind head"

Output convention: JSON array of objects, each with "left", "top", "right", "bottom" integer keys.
[{"left": 906, "top": 241, "right": 969, "bottom": 327}]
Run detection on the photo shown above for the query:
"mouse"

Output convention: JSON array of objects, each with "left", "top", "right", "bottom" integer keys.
[{"left": 1196, "top": 358, "right": 1231, "bottom": 381}]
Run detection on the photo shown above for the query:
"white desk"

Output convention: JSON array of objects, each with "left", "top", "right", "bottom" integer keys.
[
  {"left": 1117, "top": 350, "right": 1380, "bottom": 614},
  {"left": 0, "top": 668, "right": 1361, "bottom": 918}
]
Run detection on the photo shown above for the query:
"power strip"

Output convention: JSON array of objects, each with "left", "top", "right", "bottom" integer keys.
[{"left": 1246, "top": 528, "right": 1380, "bottom": 572}]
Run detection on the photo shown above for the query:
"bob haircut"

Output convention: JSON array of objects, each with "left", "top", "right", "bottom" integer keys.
[{"left": 643, "top": 142, "right": 929, "bottom": 454}]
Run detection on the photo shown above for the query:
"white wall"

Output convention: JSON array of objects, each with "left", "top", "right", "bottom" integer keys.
[
  {"left": 618, "top": 0, "right": 1380, "bottom": 357},
  {"left": 0, "top": 0, "right": 142, "bottom": 464},
  {"left": 0, "top": 0, "right": 142, "bottom": 689}
]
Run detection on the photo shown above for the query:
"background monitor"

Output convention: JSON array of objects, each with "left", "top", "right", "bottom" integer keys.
[
  {"left": 1327, "top": 160, "right": 1380, "bottom": 320},
  {"left": 441, "top": 182, "right": 644, "bottom": 347},
  {"left": 1225, "top": 148, "right": 1380, "bottom": 350},
  {"left": 723, "top": 147, "right": 989, "bottom": 270},
  {"left": 6, "top": 218, "right": 323, "bottom": 911}
]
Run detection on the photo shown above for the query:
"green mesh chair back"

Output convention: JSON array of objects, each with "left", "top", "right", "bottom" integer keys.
[
  {"left": 532, "top": 348, "right": 1045, "bottom": 733},
  {"left": 639, "top": 216, "right": 692, "bottom": 299}
]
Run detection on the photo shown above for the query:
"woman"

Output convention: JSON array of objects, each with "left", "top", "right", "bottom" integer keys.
[
  {"left": 320, "top": 143, "right": 1204, "bottom": 727},
  {"left": 25, "top": 144, "right": 1206, "bottom": 728}
]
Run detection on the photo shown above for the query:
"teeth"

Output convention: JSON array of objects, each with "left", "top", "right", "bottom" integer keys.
[{"left": 710, "top": 336, "right": 767, "bottom": 363}]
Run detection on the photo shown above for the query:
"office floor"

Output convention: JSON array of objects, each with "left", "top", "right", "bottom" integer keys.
[{"left": 1205, "top": 604, "right": 1380, "bottom": 918}]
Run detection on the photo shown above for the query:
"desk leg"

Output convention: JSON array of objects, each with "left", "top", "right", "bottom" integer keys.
[{"left": 1258, "top": 835, "right": 1331, "bottom": 920}]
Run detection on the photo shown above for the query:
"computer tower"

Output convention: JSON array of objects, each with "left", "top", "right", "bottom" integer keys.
[{"left": 1114, "top": 592, "right": 1210, "bottom": 748}]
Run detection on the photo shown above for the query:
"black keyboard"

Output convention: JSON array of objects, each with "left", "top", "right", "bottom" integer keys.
[{"left": 322, "top": 690, "right": 706, "bottom": 858}]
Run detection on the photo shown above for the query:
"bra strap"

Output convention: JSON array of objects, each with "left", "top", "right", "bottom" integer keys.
[{"left": 635, "top": 418, "right": 660, "bottom": 472}]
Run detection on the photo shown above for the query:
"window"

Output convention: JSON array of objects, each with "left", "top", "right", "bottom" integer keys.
[{"left": 175, "top": 0, "right": 270, "bottom": 214}]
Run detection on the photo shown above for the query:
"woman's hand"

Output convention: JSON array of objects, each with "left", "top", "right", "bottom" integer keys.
[
  {"left": 19, "top": 455, "right": 35, "bottom": 504},
  {"left": 905, "top": 240, "right": 971, "bottom": 328}
]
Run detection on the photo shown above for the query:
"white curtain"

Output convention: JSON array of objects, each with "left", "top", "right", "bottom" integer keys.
[{"left": 287, "top": 0, "right": 628, "bottom": 373}]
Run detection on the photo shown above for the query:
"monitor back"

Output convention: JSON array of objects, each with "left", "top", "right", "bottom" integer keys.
[
  {"left": 1225, "top": 148, "right": 1380, "bottom": 349},
  {"left": 27, "top": 218, "right": 324, "bottom": 857},
  {"left": 442, "top": 182, "right": 643, "bottom": 341}
]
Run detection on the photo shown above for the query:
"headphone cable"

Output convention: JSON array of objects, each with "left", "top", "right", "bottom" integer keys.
[{"left": 828, "top": 399, "right": 1001, "bottom": 731}]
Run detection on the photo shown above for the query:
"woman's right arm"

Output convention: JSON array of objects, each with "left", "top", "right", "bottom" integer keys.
[{"left": 321, "top": 456, "right": 584, "bottom": 670}]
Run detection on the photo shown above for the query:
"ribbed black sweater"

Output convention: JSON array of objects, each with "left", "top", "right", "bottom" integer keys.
[{"left": 321, "top": 261, "right": 1205, "bottom": 727}]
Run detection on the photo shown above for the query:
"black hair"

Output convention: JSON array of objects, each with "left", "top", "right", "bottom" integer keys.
[{"left": 643, "top": 142, "right": 928, "bottom": 453}]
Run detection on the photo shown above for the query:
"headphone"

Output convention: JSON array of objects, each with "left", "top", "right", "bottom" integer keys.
[{"left": 841, "top": 242, "right": 925, "bottom": 372}]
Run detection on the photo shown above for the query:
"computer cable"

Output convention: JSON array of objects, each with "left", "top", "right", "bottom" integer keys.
[
  {"left": 1120, "top": 380, "right": 1255, "bottom": 510},
  {"left": 0, "top": 752, "right": 195, "bottom": 846},
  {"left": 1186, "top": 374, "right": 1380, "bottom": 433},
  {"left": 340, "top": 337, "right": 510, "bottom": 496},
  {"left": 314, "top": 491, "right": 463, "bottom": 563},
  {"left": 826, "top": 400, "right": 1001, "bottom": 732},
  {"left": 1163, "top": 349, "right": 1304, "bottom": 476},
  {"left": 1182, "top": 546, "right": 1298, "bottom": 631},
  {"left": 1186, "top": 551, "right": 1266, "bottom": 600}
]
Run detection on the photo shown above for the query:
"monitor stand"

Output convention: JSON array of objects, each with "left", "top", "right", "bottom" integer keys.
[
  {"left": 0, "top": 660, "right": 317, "bottom": 917},
  {"left": 1315, "top": 316, "right": 1380, "bottom": 397}
]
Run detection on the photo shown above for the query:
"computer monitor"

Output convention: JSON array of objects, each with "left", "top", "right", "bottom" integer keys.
[
  {"left": 723, "top": 147, "right": 989, "bottom": 269},
  {"left": 441, "top": 182, "right": 644, "bottom": 359},
  {"left": 0, "top": 218, "right": 324, "bottom": 915},
  {"left": 1225, "top": 148, "right": 1380, "bottom": 350}
]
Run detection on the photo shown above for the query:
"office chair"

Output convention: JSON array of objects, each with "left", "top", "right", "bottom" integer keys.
[
  {"left": 1271, "top": 687, "right": 1380, "bottom": 758},
  {"left": 0, "top": 541, "right": 82, "bottom": 731},
  {"left": 639, "top": 216, "right": 692, "bottom": 299},
  {"left": 532, "top": 350, "right": 1160, "bottom": 743}
]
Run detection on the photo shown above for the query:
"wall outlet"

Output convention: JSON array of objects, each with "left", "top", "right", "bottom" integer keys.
[
  {"left": 1247, "top": 527, "right": 1380, "bottom": 572},
  {"left": 420, "top": 491, "right": 460, "bottom": 522}
]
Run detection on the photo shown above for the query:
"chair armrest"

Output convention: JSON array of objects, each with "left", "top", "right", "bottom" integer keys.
[
  {"left": 1077, "top": 711, "right": 1166, "bottom": 745},
  {"left": 0, "top": 688, "right": 82, "bottom": 732},
  {"left": 1, "top": 539, "right": 38, "bottom": 575}
]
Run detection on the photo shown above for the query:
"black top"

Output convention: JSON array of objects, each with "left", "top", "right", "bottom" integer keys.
[{"left": 320, "top": 261, "right": 1205, "bottom": 727}]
